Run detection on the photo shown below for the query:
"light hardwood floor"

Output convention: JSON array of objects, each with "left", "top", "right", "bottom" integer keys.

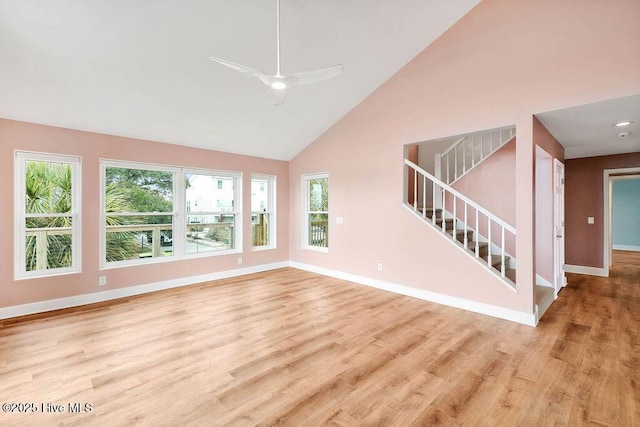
[{"left": 1, "top": 256, "right": 639, "bottom": 426}]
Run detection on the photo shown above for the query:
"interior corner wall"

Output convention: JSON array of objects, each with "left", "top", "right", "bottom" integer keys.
[
  {"left": 0, "top": 118, "right": 290, "bottom": 309},
  {"left": 288, "top": 0, "right": 640, "bottom": 315},
  {"left": 565, "top": 153, "right": 640, "bottom": 268}
]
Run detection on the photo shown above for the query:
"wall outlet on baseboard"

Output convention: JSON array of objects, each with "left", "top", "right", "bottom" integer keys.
[
  {"left": 377, "top": 263, "right": 383, "bottom": 272},
  {"left": 238, "top": 256, "right": 243, "bottom": 265},
  {"left": 98, "top": 276, "right": 107, "bottom": 286}
]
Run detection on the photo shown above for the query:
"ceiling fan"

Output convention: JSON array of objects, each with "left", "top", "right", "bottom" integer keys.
[{"left": 209, "top": 0, "right": 343, "bottom": 105}]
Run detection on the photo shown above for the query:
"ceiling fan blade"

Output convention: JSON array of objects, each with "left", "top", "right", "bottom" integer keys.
[
  {"left": 209, "top": 56, "right": 263, "bottom": 77},
  {"left": 289, "top": 64, "right": 343, "bottom": 86},
  {"left": 270, "top": 86, "right": 286, "bottom": 106}
]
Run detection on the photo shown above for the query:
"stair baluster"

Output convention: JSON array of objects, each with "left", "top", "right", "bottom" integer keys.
[{"left": 403, "top": 159, "right": 516, "bottom": 290}]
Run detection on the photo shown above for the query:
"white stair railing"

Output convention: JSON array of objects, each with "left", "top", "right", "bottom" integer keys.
[
  {"left": 437, "top": 127, "right": 516, "bottom": 185},
  {"left": 405, "top": 159, "right": 516, "bottom": 285}
]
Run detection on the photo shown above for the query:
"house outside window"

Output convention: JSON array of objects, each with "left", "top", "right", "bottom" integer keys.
[{"left": 185, "top": 173, "right": 240, "bottom": 254}]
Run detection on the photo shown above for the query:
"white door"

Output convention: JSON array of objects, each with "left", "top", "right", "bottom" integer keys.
[{"left": 554, "top": 159, "right": 566, "bottom": 296}]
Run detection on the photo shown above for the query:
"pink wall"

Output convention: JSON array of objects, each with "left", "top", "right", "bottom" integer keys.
[
  {"left": 534, "top": 118, "right": 565, "bottom": 163},
  {"left": 0, "top": 119, "right": 289, "bottom": 308},
  {"left": 289, "top": 0, "right": 640, "bottom": 313},
  {"left": 533, "top": 118, "right": 565, "bottom": 284},
  {"left": 450, "top": 139, "right": 516, "bottom": 256},
  {"left": 565, "top": 153, "right": 640, "bottom": 268}
]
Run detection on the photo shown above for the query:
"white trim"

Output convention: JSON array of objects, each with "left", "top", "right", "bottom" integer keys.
[
  {"left": 564, "top": 264, "right": 608, "bottom": 277},
  {"left": 289, "top": 261, "right": 536, "bottom": 326},
  {"left": 603, "top": 167, "right": 640, "bottom": 276},
  {"left": 0, "top": 262, "right": 289, "bottom": 320},
  {"left": 302, "top": 172, "right": 329, "bottom": 252},
  {"left": 251, "top": 174, "right": 277, "bottom": 250},
  {"left": 612, "top": 244, "right": 640, "bottom": 252},
  {"left": 536, "top": 273, "right": 554, "bottom": 288}
]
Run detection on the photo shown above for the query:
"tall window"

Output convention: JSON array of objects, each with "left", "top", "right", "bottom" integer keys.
[
  {"left": 251, "top": 175, "right": 276, "bottom": 249},
  {"left": 15, "top": 152, "right": 81, "bottom": 279},
  {"left": 185, "top": 172, "right": 240, "bottom": 254},
  {"left": 101, "top": 160, "right": 241, "bottom": 267},
  {"left": 103, "top": 162, "right": 176, "bottom": 265},
  {"left": 302, "top": 173, "right": 328, "bottom": 251}
]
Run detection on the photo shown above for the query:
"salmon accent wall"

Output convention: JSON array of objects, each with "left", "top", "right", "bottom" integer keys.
[
  {"left": 533, "top": 118, "right": 565, "bottom": 163},
  {"left": 565, "top": 153, "right": 640, "bottom": 268},
  {"left": 450, "top": 138, "right": 516, "bottom": 256},
  {"left": 0, "top": 119, "right": 289, "bottom": 309},
  {"left": 288, "top": 0, "right": 640, "bottom": 314}
]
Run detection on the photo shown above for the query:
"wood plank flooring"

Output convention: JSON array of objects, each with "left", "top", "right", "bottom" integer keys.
[{"left": 0, "top": 257, "right": 639, "bottom": 426}]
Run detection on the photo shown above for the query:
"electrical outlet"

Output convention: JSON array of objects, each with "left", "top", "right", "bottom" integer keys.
[
  {"left": 377, "top": 263, "right": 383, "bottom": 272},
  {"left": 587, "top": 217, "right": 595, "bottom": 224},
  {"left": 99, "top": 276, "right": 107, "bottom": 286},
  {"left": 238, "top": 256, "right": 243, "bottom": 265}
]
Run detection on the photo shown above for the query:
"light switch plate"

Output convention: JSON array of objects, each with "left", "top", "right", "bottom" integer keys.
[{"left": 336, "top": 217, "right": 344, "bottom": 224}]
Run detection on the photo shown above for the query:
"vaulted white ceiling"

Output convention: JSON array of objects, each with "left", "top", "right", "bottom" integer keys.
[{"left": 0, "top": 0, "right": 480, "bottom": 160}]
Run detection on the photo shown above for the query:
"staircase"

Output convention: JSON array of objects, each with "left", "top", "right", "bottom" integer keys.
[
  {"left": 404, "top": 159, "right": 517, "bottom": 290},
  {"left": 437, "top": 127, "right": 516, "bottom": 185}
]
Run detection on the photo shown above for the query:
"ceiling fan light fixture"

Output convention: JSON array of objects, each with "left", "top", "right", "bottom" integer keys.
[
  {"left": 613, "top": 121, "right": 634, "bottom": 127},
  {"left": 209, "top": 0, "right": 343, "bottom": 105}
]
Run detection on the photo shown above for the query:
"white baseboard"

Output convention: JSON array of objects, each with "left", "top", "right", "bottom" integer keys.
[
  {"left": 289, "top": 261, "right": 536, "bottom": 326},
  {"left": 564, "top": 264, "right": 609, "bottom": 277},
  {"left": 612, "top": 244, "right": 640, "bottom": 252},
  {"left": 0, "top": 262, "right": 289, "bottom": 321}
]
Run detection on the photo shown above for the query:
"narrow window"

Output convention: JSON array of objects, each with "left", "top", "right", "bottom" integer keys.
[
  {"left": 15, "top": 152, "right": 81, "bottom": 279},
  {"left": 302, "top": 173, "right": 328, "bottom": 251},
  {"left": 251, "top": 175, "right": 276, "bottom": 249}
]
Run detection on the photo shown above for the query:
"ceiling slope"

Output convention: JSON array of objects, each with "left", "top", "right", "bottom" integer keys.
[{"left": 0, "top": 0, "right": 480, "bottom": 160}]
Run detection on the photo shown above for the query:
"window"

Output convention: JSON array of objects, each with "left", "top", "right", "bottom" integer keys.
[
  {"left": 186, "top": 172, "right": 240, "bottom": 254},
  {"left": 302, "top": 173, "right": 328, "bottom": 251},
  {"left": 101, "top": 160, "right": 241, "bottom": 268},
  {"left": 15, "top": 151, "right": 81, "bottom": 279},
  {"left": 103, "top": 163, "right": 176, "bottom": 265},
  {"left": 251, "top": 175, "right": 276, "bottom": 249}
]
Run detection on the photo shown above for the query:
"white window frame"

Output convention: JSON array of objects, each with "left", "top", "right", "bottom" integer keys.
[
  {"left": 100, "top": 160, "right": 242, "bottom": 269},
  {"left": 251, "top": 174, "right": 276, "bottom": 251},
  {"left": 183, "top": 168, "right": 242, "bottom": 259},
  {"left": 14, "top": 151, "right": 82, "bottom": 280},
  {"left": 302, "top": 172, "right": 329, "bottom": 253}
]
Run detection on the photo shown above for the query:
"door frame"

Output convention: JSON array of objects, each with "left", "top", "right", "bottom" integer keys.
[
  {"left": 553, "top": 158, "right": 566, "bottom": 295},
  {"left": 603, "top": 167, "right": 640, "bottom": 275}
]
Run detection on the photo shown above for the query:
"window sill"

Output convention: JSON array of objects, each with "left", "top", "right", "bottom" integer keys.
[
  {"left": 15, "top": 268, "right": 82, "bottom": 281},
  {"left": 302, "top": 246, "right": 329, "bottom": 254},
  {"left": 100, "top": 248, "right": 242, "bottom": 270},
  {"left": 251, "top": 245, "right": 276, "bottom": 252}
]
